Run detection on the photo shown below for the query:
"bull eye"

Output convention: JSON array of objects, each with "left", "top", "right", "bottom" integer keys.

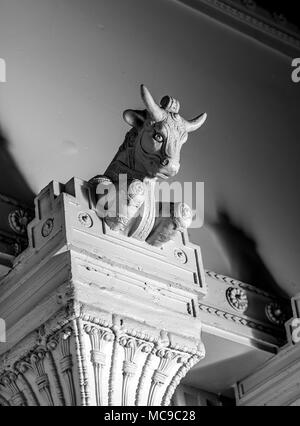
[
  {"left": 153, "top": 132, "right": 164, "bottom": 143},
  {"left": 161, "top": 159, "right": 169, "bottom": 166}
]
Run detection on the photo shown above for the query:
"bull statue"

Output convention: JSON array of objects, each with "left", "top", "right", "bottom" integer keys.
[{"left": 89, "top": 85, "right": 207, "bottom": 247}]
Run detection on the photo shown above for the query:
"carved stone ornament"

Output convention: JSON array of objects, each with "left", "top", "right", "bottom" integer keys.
[
  {"left": 174, "top": 248, "right": 188, "bottom": 264},
  {"left": 8, "top": 209, "right": 31, "bottom": 235},
  {"left": 41, "top": 218, "right": 54, "bottom": 238},
  {"left": 0, "top": 318, "right": 205, "bottom": 406},
  {"left": 226, "top": 287, "right": 249, "bottom": 313},
  {"left": 90, "top": 85, "right": 207, "bottom": 248},
  {"left": 265, "top": 302, "right": 287, "bottom": 326},
  {"left": 78, "top": 212, "right": 93, "bottom": 228}
]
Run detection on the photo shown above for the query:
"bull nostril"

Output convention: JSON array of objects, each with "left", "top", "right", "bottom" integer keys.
[{"left": 161, "top": 159, "right": 169, "bottom": 166}]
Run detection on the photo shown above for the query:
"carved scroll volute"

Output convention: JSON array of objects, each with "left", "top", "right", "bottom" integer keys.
[
  {"left": 0, "top": 372, "right": 27, "bottom": 406},
  {"left": 84, "top": 325, "right": 114, "bottom": 406},
  {"left": 119, "top": 336, "right": 153, "bottom": 406}
]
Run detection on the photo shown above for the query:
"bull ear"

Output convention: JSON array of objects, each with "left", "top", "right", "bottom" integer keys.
[{"left": 123, "top": 109, "right": 147, "bottom": 128}]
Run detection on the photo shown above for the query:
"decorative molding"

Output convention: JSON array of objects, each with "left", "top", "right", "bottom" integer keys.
[
  {"left": 0, "top": 194, "right": 33, "bottom": 270},
  {"left": 162, "top": 354, "right": 203, "bottom": 406},
  {"left": 120, "top": 336, "right": 153, "bottom": 406},
  {"left": 8, "top": 209, "right": 32, "bottom": 236},
  {"left": 205, "top": 270, "right": 278, "bottom": 300},
  {"left": 0, "top": 324, "right": 78, "bottom": 406},
  {"left": 204, "top": 269, "right": 291, "bottom": 349},
  {"left": 0, "top": 372, "right": 26, "bottom": 406},
  {"left": 265, "top": 302, "right": 289, "bottom": 326},
  {"left": 84, "top": 325, "right": 114, "bottom": 406},
  {"left": 177, "top": 0, "right": 300, "bottom": 57},
  {"left": 78, "top": 212, "right": 93, "bottom": 229},
  {"left": 73, "top": 318, "right": 90, "bottom": 406},
  {"left": 174, "top": 248, "right": 188, "bottom": 264},
  {"left": 199, "top": 303, "right": 286, "bottom": 341},
  {"left": 41, "top": 218, "right": 54, "bottom": 238},
  {"left": 148, "top": 349, "right": 184, "bottom": 406},
  {"left": 226, "top": 287, "right": 249, "bottom": 313},
  {"left": 58, "top": 328, "right": 77, "bottom": 405}
]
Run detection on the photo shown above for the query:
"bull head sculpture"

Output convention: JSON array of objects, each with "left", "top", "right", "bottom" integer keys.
[
  {"left": 91, "top": 84, "right": 207, "bottom": 246},
  {"left": 122, "top": 85, "right": 207, "bottom": 179}
]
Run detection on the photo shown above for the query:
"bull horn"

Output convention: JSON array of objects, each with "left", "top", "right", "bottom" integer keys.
[
  {"left": 140, "top": 84, "right": 165, "bottom": 122},
  {"left": 184, "top": 112, "right": 207, "bottom": 133}
]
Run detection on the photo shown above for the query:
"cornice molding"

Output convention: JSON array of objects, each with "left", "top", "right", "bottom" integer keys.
[
  {"left": 205, "top": 270, "right": 276, "bottom": 299},
  {"left": 177, "top": 0, "right": 300, "bottom": 57},
  {"left": 203, "top": 270, "right": 290, "bottom": 350},
  {"left": 198, "top": 302, "right": 286, "bottom": 342}
]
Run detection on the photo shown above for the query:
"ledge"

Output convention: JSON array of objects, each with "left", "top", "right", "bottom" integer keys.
[
  {"left": 177, "top": 0, "right": 300, "bottom": 57},
  {"left": 201, "top": 271, "right": 291, "bottom": 353}
]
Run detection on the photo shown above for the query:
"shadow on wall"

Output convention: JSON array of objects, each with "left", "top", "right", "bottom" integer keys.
[
  {"left": 0, "top": 124, "right": 35, "bottom": 205},
  {"left": 209, "top": 210, "right": 286, "bottom": 298}
]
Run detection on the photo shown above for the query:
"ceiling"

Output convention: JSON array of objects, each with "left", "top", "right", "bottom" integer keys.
[
  {"left": 256, "top": 0, "right": 300, "bottom": 28},
  {"left": 0, "top": 0, "right": 300, "bottom": 297},
  {"left": 184, "top": 332, "right": 272, "bottom": 396}
]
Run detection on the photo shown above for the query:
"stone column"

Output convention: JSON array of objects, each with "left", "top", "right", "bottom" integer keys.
[{"left": 0, "top": 178, "right": 206, "bottom": 406}]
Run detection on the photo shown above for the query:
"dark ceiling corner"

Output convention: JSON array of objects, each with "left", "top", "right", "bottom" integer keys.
[{"left": 177, "top": 0, "right": 300, "bottom": 58}]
